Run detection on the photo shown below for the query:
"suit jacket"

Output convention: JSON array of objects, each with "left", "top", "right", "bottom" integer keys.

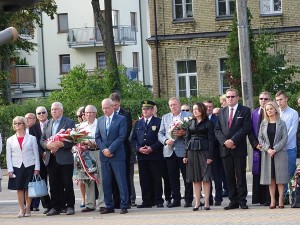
[
  {"left": 29, "top": 122, "right": 48, "bottom": 157},
  {"left": 6, "top": 133, "right": 40, "bottom": 172},
  {"left": 40, "top": 116, "right": 75, "bottom": 166},
  {"left": 215, "top": 104, "right": 252, "bottom": 158},
  {"left": 258, "top": 119, "right": 288, "bottom": 184},
  {"left": 95, "top": 113, "right": 127, "bottom": 162},
  {"left": 118, "top": 108, "right": 132, "bottom": 158},
  {"left": 131, "top": 116, "right": 163, "bottom": 161},
  {"left": 158, "top": 111, "right": 190, "bottom": 158},
  {"left": 209, "top": 114, "right": 220, "bottom": 158}
]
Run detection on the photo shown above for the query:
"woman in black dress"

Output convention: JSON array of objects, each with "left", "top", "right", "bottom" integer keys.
[
  {"left": 6, "top": 116, "right": 40, "bottom": 217},
  {"left": 183, "top": 102, "right": 214, "bottom": 210}
]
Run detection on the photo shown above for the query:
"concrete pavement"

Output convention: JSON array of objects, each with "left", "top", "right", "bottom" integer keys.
[{"left": 0, "top": 168, "right": 300, "bottom": 225}]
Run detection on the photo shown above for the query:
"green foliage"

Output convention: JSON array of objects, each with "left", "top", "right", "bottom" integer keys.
[
  {"left": 226, "top": 9, "right": 300, "bottom": 96},
  {"left": 0, "top": 70, "right": 10, "bottom": 105}
]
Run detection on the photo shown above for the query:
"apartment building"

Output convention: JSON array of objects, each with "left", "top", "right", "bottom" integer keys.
[
  {"left": 147, "top": 0, "right": 300, "bottom": 98},
  {"left": 12, "top": 0, "right": 152, "bottom": 100}
]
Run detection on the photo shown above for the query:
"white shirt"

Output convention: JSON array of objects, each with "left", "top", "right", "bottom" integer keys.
[
  {"left": 228, "top": 104, "right": 238, "bottom": 118},
  {"left": 78, "top": 119, "right": 97, "bottom": 142}
]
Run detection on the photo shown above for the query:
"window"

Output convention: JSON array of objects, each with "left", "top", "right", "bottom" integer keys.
[
  {"left": 176, "top": 60, "right": 197, "bottom": 97},
  {"left": 219, "top": 58, "right": 230, "bottom": 94},
  {"left": 112, "top": 10, "right": 119, "bottom": 26},
  {"left": 133, "top": 52, "right": 139, "bottom": 69},
  {"left": 130, "top": 12, "right": 137, "bottom": 31},
  {"left": 59, "top": 55, "right": 70, "bottom": 74},
  {"left": 173, "top": 0, "right": 193, "bottom": 20},
  {"left": 260, "top": 0, "right": 282, "bottom": 15},
  {"left": 57, "top": 13, "right": 68, "bottom": 33},
  {"left": 96, "top": 52, "right": 122, "bottom": 69},
  {"left": 216, "top": 0, "right": 235, "bottom": 17}
]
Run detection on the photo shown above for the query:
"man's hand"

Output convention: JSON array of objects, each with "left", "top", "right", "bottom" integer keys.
[
  {"left": 224, "top": 139, "right": 234, "bottom": 149},
  {"left": 139, "top": 146, "right": 153, "bottom": 154},
  {"left": 207, "top": 159, "right": 213, "bottom": 164},
  {"left": 102, "top": 149, "right": 113, "bottom": 157},
  {"left": 47, "top": 141, "right": 64, "bottom": 154},
  {"left": 165, "top": 139, "right": 174, "bottom": 146},
  {"left": 183, "top": 158, "right": 188, "bottom": 164}
]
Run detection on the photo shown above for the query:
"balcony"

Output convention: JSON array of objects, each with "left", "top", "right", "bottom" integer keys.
[
  {"left": 67, "top": 26, "right": 137, "bottom": 48},
  {"left": 10, "top": 65, "right": 36, "bottom": 90}
]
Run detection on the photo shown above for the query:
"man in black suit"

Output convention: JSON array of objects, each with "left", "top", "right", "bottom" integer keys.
[
  {"left": 29, "top": 106, "right": 51, "bottom": 213},
  {"left": 40, "top": 102, "right": 76, "bottom": 216},
  {"left": 131, "top": 101, "right": 164, "bottom": 208},
  {"left": 215, "top": 89, "right": 252, "bottom": 210},
  {"left": 109, "top": 92, "right": 132, "bottom": 208}
]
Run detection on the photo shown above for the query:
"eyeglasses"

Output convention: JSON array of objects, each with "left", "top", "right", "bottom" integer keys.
[
  {"left": 13, "top": 122, "right": 23, "bottom": 125},
  {"left": 76, "top": 115, "right": 82, "bottom": 118},
  {"left": 226, "top": 96, "right": 236, "bottom": 99},
  {"left": 259, "top": 98, "right": 269, "bottom": 101},
  {"left": 181, "top": 109, "right": 190, "bottom": 112},
  {"left": 37, "top": 111, "right": 46, "bottom": 115}
]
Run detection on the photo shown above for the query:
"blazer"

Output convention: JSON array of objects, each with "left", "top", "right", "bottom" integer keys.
[
  {"left": 6, "top": 133, "right": 40, "bottom": 173},
  {"left": 29, "top": 122, "right": 48, "bottom": 157},
  {"left": 40, "top": 116, "right": 76, "bottom": 166},
  {"left": 131, "top": 116, "right": 163, "bottom": 161},
  {"left": 215, "top": 104, "right": 252, "bottom": 158},
  {"left": 95, "top": 113, "right": 127, "bottom": 162},
  {"left": 158, "top": 111, "right": 191, "bottom": 158},
  {"left": 258, "top": 119, "right": 288, "bottom": 184}
]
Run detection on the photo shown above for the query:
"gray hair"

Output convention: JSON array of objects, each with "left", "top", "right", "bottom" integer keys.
[
  {"left": 85, "top": 105, "right": 97, "bottom": 113},
  {"left": 52, "top": 102, "right": 63, "bottom": 110}
]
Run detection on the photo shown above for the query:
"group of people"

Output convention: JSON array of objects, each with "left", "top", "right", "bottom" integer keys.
[{"left": 3, "top": 89, "right": 299, "bottom": 218}]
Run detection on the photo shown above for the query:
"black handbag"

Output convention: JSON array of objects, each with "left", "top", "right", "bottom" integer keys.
[{"left": 291, "top": 188, "right": 300, "bottom": 208}]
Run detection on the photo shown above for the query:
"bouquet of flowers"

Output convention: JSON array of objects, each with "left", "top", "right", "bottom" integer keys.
[
  {"left": 47, "top": 128, "right": 93, "bottom": 144},
  {"left": 168, "top": 117, "right": 190, "bottom": 140}
]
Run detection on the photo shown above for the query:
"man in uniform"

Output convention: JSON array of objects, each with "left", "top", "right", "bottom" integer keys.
[{"left": 131, "top": 101, "right": 164, "bottom": 208}]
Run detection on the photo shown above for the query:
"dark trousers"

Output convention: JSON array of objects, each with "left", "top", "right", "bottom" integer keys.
[
  {"left": 222, "top": 155, "right": 248, "bottom": 205},
  {"left": 112, "top": 147, "right": 131, "bottom": 208},
  {"left": 166, "top": 153, "right": 193, "bottom": 203},
  {"left": 162, "top": 159, "right": 172, "bottom": 202},
  {"left": 102, "top": 160, "right": 129, "bottom": 209},
  {"left": 47, "top": 156, "right": 75, "bottom": 211},
  {"left": 211, "top": 155, "right": 226, "bottom": 203},
  {"left": 138, "top": 160, "right": 163, "bottom": 205}
]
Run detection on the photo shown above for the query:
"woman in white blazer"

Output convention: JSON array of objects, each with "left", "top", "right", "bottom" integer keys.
[{"left": 6, "top": 116, "right": 40, "bottom": 218}]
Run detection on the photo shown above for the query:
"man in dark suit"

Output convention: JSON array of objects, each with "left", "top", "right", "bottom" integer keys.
[
  {"left": 40, "top": 102, "right": 76, "bottom": 216},
  {"left": 204, "top": 100, "right": 227, "bottom": 206},
  {"left": 29, "top": 106, "right": 51, "bottom": 213},
  {"left": 109, "top": 92, "right": 132, "bottom": 208},
  {"left": 95, "top": 98, "right": 129, "bottom": 214},
  {"left": 215, "top": 89, "right": 252, "bottom": 210},
  {"left": 131, "top": 100, "right": 164, "bottom": 208}
]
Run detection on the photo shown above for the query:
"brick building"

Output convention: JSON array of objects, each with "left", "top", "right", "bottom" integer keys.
[{"left": 147, "top": 0, "right": 300, "bottom": 98}]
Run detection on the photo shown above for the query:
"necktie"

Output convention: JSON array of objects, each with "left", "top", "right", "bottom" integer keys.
[
  {"left": 145, "top": 119, "right": 148, "bottom": 126},
  {"left": 40, "top": 122, "right": 44, "bottom": 132},
  {"left": 228, "top": 108, "right": 234, "bottom": 128},
  {"left": 106, "top": 117, "right": 111, "bottom": 135}
]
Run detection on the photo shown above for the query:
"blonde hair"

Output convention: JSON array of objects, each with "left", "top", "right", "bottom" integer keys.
[
  {"left": 12, "top": 116, "right": 26, "bottom": 131},
  {"left": 263, "top": 101, "right": 280, "bottom": 122}
]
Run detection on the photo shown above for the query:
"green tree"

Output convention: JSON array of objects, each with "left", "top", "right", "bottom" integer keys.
[
  {"left": 226, "top": 9, "right": 300, "bottom": 96},
  {"left": 91, "top": 0, "right": 121, "bottom": 94},
  {"left": 0, "top": 0, "right": 57, "bottom": 104}
]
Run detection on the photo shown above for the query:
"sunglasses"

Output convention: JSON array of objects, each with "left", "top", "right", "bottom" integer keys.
[
  {"left": 37, "top": 111, "right": 46, "bottom": 115},
  {"left": 259, "top": 98, "right": 269, "bottom": 101},
  {"left": 226, "top": 96, "right": 236, "bottom": 99},
  {"left": 182, "top": 109, "right": 190, "bottom": 112},
  {"left": 77, "top": 115, "right": 82, "bottom": 118},
  {"left": 13, "top": 122, "right": 23, "bottom": 125}
]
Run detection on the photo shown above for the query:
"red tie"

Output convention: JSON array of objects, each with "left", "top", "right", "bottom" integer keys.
[{"left": 228, "top": 108, "right": 234, "bottom": 128}]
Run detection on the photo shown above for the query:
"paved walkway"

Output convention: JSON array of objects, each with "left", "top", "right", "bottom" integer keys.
[{"left": 0, "top": 168, "right": 300, "bottom": 225}]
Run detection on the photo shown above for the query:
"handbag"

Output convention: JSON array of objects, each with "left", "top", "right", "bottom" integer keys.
[
  {"left": 291, "top": 188, "right": 300, "bottom": 208},
  {"left": 28, "top": 174, "right": 48, "bottom": 198}
]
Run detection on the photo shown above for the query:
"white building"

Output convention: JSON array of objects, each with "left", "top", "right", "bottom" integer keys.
[{"left": 12, "top": 0, "right": 152, "bottom": 100}]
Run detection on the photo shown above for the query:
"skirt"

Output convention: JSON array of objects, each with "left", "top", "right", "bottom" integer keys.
[
  {"left": 8, "top": 164, "right": 34, "bottom": 190},
  {"left": 186, "top": 150, "right": 213, "bottom": 183}
]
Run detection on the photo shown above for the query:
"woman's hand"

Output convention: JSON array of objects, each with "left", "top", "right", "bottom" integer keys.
[
  {"left": 34, "top": 170, "right": 40, "bottom": 175},
  {"left": 183, "top": 158, "right": 188, "bottom": 164},
  {"left": 8, "top": 172, "right": 14, "bottom": 178},
  {"left": 207, "top": 159, "right": 213, "bottom": 164},
  {"left": 267, "top": 148, "right": 276, "bottom": 157}
]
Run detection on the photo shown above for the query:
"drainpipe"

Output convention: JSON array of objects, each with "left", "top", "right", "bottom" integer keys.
[
  {"left": 41, "top": 13, "right": 47, "bottom": 97},
  {"left": 153, "top": 0, "right": 160, "bottom": 97},
  {"left": 138, "top": 0, "right": 145, "bottom": 84}
]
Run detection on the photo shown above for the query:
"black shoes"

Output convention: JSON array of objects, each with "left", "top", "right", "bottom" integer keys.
[
  {"left": 239, "top": 203, "right": 249, "bottom": 209},
  {"left": 100, "top": 208, "right": 115, "bottom": 214},
  {"left": 214, "top": 201, "right": 222, "bottom": 206},
  {"left": 224, "top": 202, "right": 239, "bottom": 210},
  {"left": 166, "top": 200, "right": 172, "bottom": 207},
  {"left": 81, "top": 207, "right": 95, "bottom": 212},
  {"left": 167, "top": 201, "right": 181, "bottom": 208},
  {"left": 66, "top": 207, "right": 75, "bottom": 215},
  {"left": 184, "top": 202, "right": 192, "bottom": 208},
  {"left": 120, "top": 209, "right": 128, "bottom": 214},
  {"left": 99, "top": 207, "right": 106, "bottom": 212},
  {"left": 157, "top": 203, "right": 164, "bottom": 208},
  {"left": 43, "top": 208, "right": 51, "bottom": 214},
  {"left": 46, "top": 208, "right": 60, "bottom": 216},
  {"left": 137, "top": 204, "right": 152, "bottom": 208}
]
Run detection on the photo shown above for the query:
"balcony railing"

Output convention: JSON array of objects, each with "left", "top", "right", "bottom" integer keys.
[
  {"left": 10, "top": 65, "right": 36, "bottom": 89},
  {"left": 67, "top": 26, "right": 137, "bottom": 48}
]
